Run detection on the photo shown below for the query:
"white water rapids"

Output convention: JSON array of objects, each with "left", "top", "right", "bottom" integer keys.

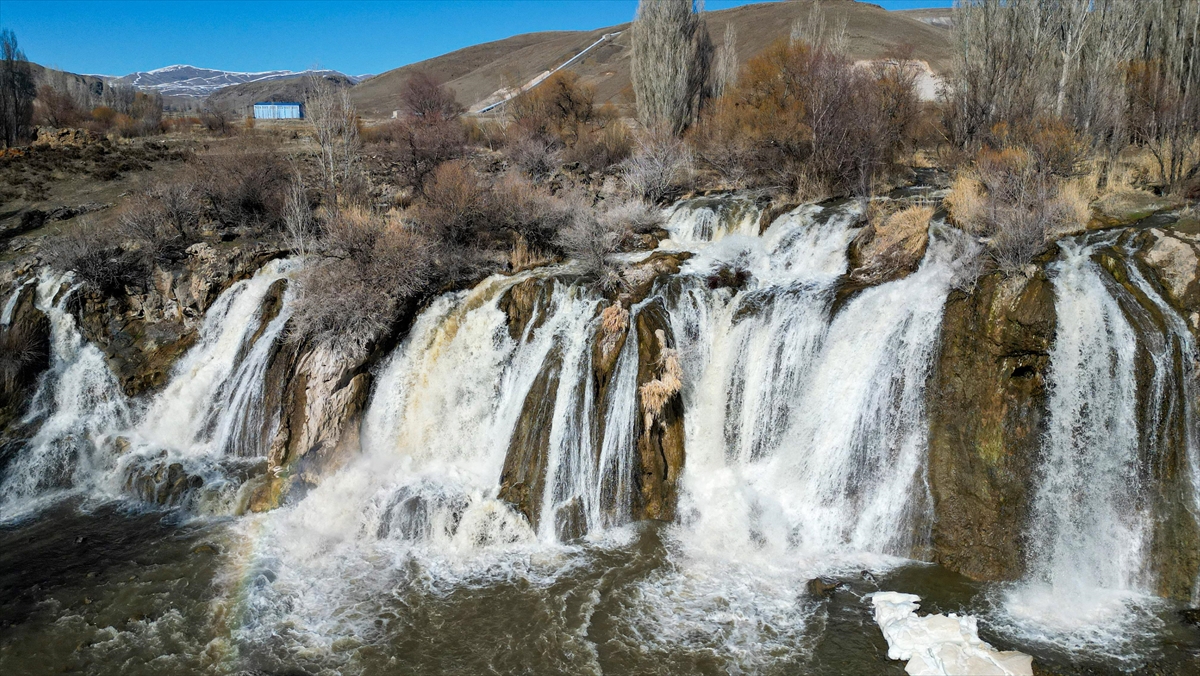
[{"left": 2, "top": 195, "right": 1198, "bottom": 673}]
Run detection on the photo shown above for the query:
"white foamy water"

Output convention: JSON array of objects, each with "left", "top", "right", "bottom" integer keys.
[
  {"left": 998, "top": 237, "right": 1188, "bottom": 662},
  {"left": 129, "top": 258, "right": 298, "bottom": 460},
  {"left": 0, "top": 271, "right": 131, "bottom": 520}
]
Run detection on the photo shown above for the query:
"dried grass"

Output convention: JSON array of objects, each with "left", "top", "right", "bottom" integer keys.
[
  {"left": 943, "top": 174, "right": 985, "bottom": 233},
  {"left": 598, "top": 303, "right": 629, "bottom": 357},
  {"left": 639, "top": 328, "right": 683, "bottom": 428}
]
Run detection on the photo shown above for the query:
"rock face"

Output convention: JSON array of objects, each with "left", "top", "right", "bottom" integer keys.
[
  {"left": 0, "top": 283, "right": 52, "bottom": 466},
  {"left": 76, "top": 241, "right": 283, "bottom": 396},
  {"left": 632, "top": 299, "right": 685, "bottom": 522},
  {"left": 928, "top": 268, "right": 1057, "bottom": 582}
]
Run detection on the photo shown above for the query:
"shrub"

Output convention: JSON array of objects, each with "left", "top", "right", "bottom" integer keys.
[
  {"left": 43, "top": 219, "right": 149, "bottom": 296},
  {"left": 411, "top": 160, "right": 490, "bottom": 245},
  {"left": 291, "top": 208, "right": 437, "bottom": 354},
  {"left": 191, "top": 141, "right": 290, "bottom": 229},
  {"left": 622, "top": 133, "right": 693, "bottom": 203},
  {"left": 505, "top": 129, "right": 562, "bottom": 179},
  {"left": 375, "top": 116, "right": 466, "bottom": 191},
  {"left": 557, "top": 194, "right": 637, "bottom": 289},
  {"left": 116, "top": 183, "right": 204, "bottom": 263},
  {"left": 401, "top": 71, "right": 463, "bottom": 121}
]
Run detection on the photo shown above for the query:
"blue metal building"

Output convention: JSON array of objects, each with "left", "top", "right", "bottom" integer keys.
[{"left": 253, "top": 102, "right": 303, "bottom": 120}]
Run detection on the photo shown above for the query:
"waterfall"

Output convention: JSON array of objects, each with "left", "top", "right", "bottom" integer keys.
[
  {"left": 1, "top": 260, "right": 300, "bottom": 518},
  {"left": 662, "top": 193, "right": 764, "bottom": 245},
  {"left": 669, "top": 203, "right": 959, "bottom": 560},
  {"left": 999, "top": 235, "right": 1200, "bottom": 661},
  {"left": 0, "top": 271, "right": 130, "bottom": 520},
  {"left": 131, "top": 258, "right": 297, "bottom": 460},
  {"left": 615, "top": 201, "right": 968, "bottom": 668}
]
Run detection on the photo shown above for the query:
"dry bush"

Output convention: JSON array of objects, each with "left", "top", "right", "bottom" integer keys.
[
  {"left": 34, "top": 83, "right": 83, "bottom": 128},
  {"left": 489, "top": 172, "right": 573, "bottom": 253},
  {"left": 191, "top": 141, "right": 290, "bottom": 229},
  {"left": 463, "top": 117, "right": 507, "bottom": 149},
  {"left": 638, "top": 329, "right": 683, "bottom": 427},
  {"left": 117, "top": 183, "right": 204, "bottom": 263},
  {"left": 955, "top": 146, "right": 1092, "bottom": 273},
  {"left": 370, "top": 72, "right": 467, "bottom": 192},
  {"left": 291, "top": 208, "right": 437, "bottom": 353},
  {"left": 563, "top": 117, "right": 633, "bottom": 172},
  {"left": 43, "top": 219, "right": 149, "bottom": 296},
  {"left": 557, "top": 194, "right": 633, "bottom": 288},
  {"left": 623, "top": 133, "right": 693, "bottom": 203},
  {"left": 410, "top": 160, "right": 490, "bottom": 245},
  {"left": 200, "top": 104, "right": 235, "bottom": 135},
  {"left": 505, "top": 129, "right": 562, "bottom": 179},
  {"left": 375, "top": 116, "right": 466, "bottom": 191},
  {"left": 600, "top": 198, "right": 663, "bottom": 235},
  {"left": 690, "top": 38, "right": 918, "bottom": 196},
  {"left": 0, "top": 315, "right": 44, "bottom": 392},
  {"left": 401, "top": 71, "right": 463, "bottom": 121},
  {"left": 943, "top": 174, "right": 986, "bottom": 232},
  {"left": 598, "top": 303, "right": 630, "bottom": 356},
  {"left": 506, "top": 73, "right": 629, "bottom": 173}
]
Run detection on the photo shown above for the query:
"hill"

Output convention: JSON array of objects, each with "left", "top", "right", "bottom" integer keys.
[
  {"left": 350, "top": 0, "right": 953, "bottom": 119},
  {"left": 205, "top": 74, "right": 356, "bottom": 116}
]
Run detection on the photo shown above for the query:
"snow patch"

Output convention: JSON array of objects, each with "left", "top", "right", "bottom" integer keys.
[{"left": 870, "top": 592, "right": 1033, "bottom": 676}]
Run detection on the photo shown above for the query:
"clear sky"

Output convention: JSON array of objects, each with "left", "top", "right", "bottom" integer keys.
[{"left": 1, "top": 0, "right": 953, "bottom": 77}]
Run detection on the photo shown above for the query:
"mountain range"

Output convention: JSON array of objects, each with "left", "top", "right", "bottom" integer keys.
[{"left": 110, "top": 65, "right": 367, "bottom": 98}]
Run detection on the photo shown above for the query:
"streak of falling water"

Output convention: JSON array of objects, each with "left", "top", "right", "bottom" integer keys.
[
  {"left": 998, "top": 238, "right": 1165, "bottom": 662},
  {"left": 0, "top": 271, "right": 130, "bottom": 520},
  {"left": 131, "top": 258, "right": 298, "bottom": 460}
]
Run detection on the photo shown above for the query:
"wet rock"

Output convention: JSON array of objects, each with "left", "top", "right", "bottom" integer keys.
[
  {"left": 0, "top": 283, "right": 52, "bottom": 441},
  {"left": 1091, "top": 190, "right": 1183, "bottom": 229},
  {"left": 806, "top": 577, "right": 845, "bottom": 599},
  {"left": 929, "top": 268, "right": 1056, "bottom": 581},
  {"left": 620, "top": 251, "right": 692, "bottom": 305},
  {"left": 499, "top": 277, "right": 556, "bottom": 341},
  {"left": 1179, "top": 608, "right": 1200, "bottom": 627},
  {"left": 1135, "top": 228, "right": 1200, "bottom": 314},
  {"left": 75, "top": 239, "right": 284, "bottom": 397},
  {"left": 498, "top": 345, "right": 562, "bottom": 528},
  {"left": 632, "top": 299, "right": 685, "bottom": 522}
]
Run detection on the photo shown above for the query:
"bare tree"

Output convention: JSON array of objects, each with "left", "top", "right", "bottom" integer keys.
[
  {"left": 283, "top": 173, "right": 315, "bottom": 256},
  {"left": 791, "top": 0, "right": 847, "bottom": 54},
  {"left": 630, "top": 0, "right": 713, "bottom": 136},
  {"left": 401, "top": 71, "right": 463, "bottom": 121},
  {"left": 713, "top": 23, "right": 738, "bottom": 97},
  {"left": 304, "top": 74, "right": 362, "bottom": 209},
  {"left": 0, "top": 30, "right": 35, "bottom": 147}
]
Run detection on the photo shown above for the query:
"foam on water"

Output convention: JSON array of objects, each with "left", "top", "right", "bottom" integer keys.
[
  {"left": 0, "top": 271, "right": 131, "bottom": 520},
  {"left": 996, "top": 237, "right": 1188, "bottom": 664}
]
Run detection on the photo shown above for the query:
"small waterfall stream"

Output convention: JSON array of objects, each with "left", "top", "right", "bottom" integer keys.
[
  {"left": 0, "top": 271, "right": 130, "bottom": 519},
  {"left": 999, "top": 234, "right": 1200, "bottom": 662}
]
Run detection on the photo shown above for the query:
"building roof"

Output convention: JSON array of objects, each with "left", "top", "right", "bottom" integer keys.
[{"left": 253, "top": 102, "right": 303, "bottom": 106}]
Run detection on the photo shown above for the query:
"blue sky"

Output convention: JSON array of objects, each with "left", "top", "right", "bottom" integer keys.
[{"left": 1, "top": 0, "right": 952, "bottom": 77}]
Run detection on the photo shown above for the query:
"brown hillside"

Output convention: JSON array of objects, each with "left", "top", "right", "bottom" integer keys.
[
  {"left": 350, "top": 0, "right": 952, "bottom": 119},
  {"left": 206, "top": 74, "right": 355, "bottom": 116}
]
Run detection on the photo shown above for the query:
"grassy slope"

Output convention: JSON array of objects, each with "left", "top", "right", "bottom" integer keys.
[{"left": 350, "top": 0, "right": 952, "bottom": 119}]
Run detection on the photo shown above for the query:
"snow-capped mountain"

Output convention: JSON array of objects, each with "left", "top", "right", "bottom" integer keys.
[{"left": 113, "top": 65, "right": 361, "bottom": 97}]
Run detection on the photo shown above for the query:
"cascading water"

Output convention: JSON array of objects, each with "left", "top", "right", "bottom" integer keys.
[
  {"left": 0, "top": 271, "right": 131, "bottom": 520},
  {"left": 0, "top": 259, "right": 301, "bottom": 518},
  {"left": 999, "top": 236, "right": 1200, "bottom": 661}
]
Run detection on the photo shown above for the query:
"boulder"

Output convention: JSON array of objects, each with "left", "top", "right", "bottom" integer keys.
[
  {"left": 848, "top": 205, "right": 932, "bottom": 285},
  {"left": 1091, "top": 190, "right": 1183, "bottom": 229}
]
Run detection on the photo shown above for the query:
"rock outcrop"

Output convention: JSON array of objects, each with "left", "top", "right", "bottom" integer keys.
[
  {"left": 76, "top": 240, "right": 283, "bottom": 396},
  {"left": 929, "top": 267, "right": 1057, "bottom": 581}
]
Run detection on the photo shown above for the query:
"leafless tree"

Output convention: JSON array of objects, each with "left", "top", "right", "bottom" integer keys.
[
  {"left": 791, "top": 0, "right": 847, "bottom": 54},
  {"left": 305, "top": 73, "right": 362, "bottom": 209},
  {"left": 283, "top": 173, "right": 315, "bottom": 256},
  {"left": 630, "top": 0, "right": 713, "bottom": 136},
  {"left": 622, "top": 132, "right": 693, "bottom": 203},
  {"left": 713, "top": 23, "right": 738, "bottom": 97},
  {"left": 401, "top": 71, "right": 463, "bottom": 121},
  {"left": 0, "top": 30, "right": 35, "bottom": 147},
  {"left": 200, "top": 102, "right": 235, "bottom": 135}
]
